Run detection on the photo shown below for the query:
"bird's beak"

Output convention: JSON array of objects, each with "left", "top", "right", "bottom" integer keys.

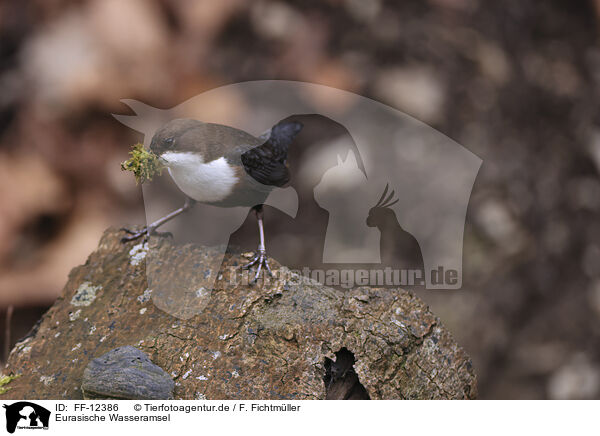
[{"left": 158, "top": 155, "right": 169, "bottom": 165}]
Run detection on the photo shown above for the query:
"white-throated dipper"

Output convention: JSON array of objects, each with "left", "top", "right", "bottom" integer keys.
[{"left": 121, "top": 118, "right": 302, "bottom": 282}]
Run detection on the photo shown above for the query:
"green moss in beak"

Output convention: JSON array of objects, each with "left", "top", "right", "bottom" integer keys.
[{"left": 121, "top": 143, "right": 165, "bottom": 184}]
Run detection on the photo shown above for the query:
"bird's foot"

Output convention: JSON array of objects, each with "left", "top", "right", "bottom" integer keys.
[
  {"left": 120, "top": 225, "right": 172, "bottom": 243},
  {"left": 242, "top": 249, "right": 273, "bottom": 284}
]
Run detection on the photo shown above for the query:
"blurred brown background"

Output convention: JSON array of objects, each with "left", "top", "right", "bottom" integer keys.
[{"left": 1, "top": 0, "right": 600, "bottom": 399}]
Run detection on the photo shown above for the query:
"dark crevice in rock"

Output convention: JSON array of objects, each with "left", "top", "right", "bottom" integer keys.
[{"left": 324, "top": 348, "right": 370, "bottom": 400}]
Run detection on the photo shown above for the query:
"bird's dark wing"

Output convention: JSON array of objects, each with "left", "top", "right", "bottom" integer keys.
[{"left": 239, "top": 120, "right": 302, "bottom": 187}]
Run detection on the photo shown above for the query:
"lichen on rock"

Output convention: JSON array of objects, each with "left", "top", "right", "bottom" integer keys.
[{"left": 71, "top": 282, "right": 101, "bottom": 306}]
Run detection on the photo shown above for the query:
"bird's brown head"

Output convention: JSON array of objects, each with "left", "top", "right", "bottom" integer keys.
[{"left": 149, "top": 118, "right": 203, "bottom": 156}]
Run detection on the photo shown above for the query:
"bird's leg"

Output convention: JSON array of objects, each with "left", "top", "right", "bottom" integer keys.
[
  {"left": 121, "top": 197, "right": 196, "bottom": 242},
  {"left": 243, "top": 205, "right": 274, "bottom": 283}
]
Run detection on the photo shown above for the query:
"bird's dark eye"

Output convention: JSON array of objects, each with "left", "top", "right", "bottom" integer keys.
[{"left": 164, "top": 137, "right": 174, "bottom": 146}]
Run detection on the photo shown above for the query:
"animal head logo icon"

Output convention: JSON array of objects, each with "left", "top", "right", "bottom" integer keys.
[{"left": 3, "top": 402, "right": 51, "bottom": 433}]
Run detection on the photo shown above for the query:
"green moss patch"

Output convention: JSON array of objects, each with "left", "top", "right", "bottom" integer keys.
[{"left": 0, "top": 374, "right": 20, "bottom": 395}]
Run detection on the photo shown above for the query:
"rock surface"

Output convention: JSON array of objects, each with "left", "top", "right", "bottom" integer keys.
[
  {"left": 81, "top": 346, "right": 174, "bottom": 400},
  {"left": 2, "top": 227, "right": 477, "bottom": 399}
]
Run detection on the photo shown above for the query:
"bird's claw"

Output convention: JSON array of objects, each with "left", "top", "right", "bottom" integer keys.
[
  {"left": 120, "top": 226, "right": 153, "bottom": 242},
  {"left": 120, "top": 226, "right": 173, "bottom": 243},
  {"left": 242, "top": 249, "right": 273, "bottom": 284}
]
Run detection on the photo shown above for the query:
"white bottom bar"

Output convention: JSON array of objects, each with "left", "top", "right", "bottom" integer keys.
[{"left": 0, "top": 400, "right": 596, "bottom": 435}]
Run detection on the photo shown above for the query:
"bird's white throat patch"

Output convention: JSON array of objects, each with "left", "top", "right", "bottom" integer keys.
[{"left": 161, "top": 151, "right": 237, "bottom": 203}]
